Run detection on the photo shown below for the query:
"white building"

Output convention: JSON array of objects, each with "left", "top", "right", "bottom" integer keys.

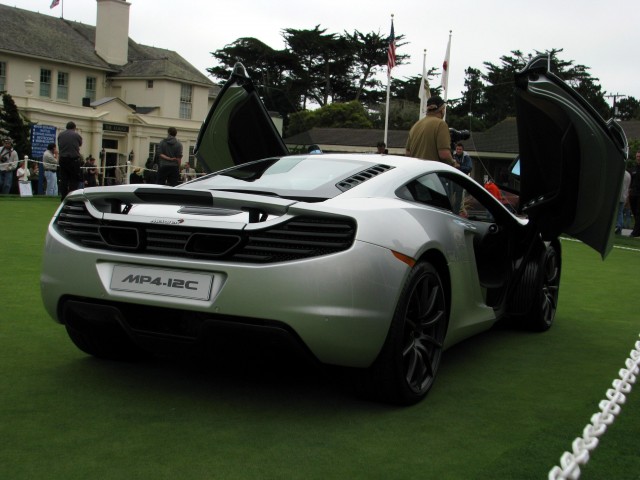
[{"left": 0, "top": 0, "right": 218, "bottom": 179}]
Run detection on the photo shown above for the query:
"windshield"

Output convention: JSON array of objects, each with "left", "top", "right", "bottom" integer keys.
[{"left": 185, "top": 155, "right": 376, "bottom": 199}]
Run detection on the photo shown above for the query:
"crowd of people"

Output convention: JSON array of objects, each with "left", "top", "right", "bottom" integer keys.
[
  {"left": 0, "top": 125, "right": 198, "bottom": 199},
  {"left": 3, "top": 115, "right": 640, "bottom": 238}
]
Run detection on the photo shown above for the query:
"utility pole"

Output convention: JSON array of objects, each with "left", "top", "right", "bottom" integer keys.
[{"left": 605, "top": 93, "right": 627, "bottom": 119}]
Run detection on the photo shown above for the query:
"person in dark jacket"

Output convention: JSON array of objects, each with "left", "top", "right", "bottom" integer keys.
[
  {"left": 156, "top": 127, "right": 183, "bottom": 186},
  {"left": 628, "top": 151, "right": 640, "bottom": 237},
  {"left": 57, "top": 121, "right": 83, "bottom": 200}
]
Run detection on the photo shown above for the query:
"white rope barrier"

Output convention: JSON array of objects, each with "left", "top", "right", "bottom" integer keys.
[{"left": 548, "top": 334, "right": 640, "bottom": 480}]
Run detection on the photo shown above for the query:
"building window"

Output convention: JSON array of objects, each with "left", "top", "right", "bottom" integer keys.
[
  {"left": 0, "top": 62, "right": 6, "bottom": 92},
  {"left": 179, "top": 83, "right": 192, "bottom": 119},
  {"left": 147, "top": 80, "right": 154, "bottom": 89},
  {"left": 188, "top": 145, "right": 196, "bottom": 166},
  {"left": 148, "top": 142, "right": 160, "bottom": 163},
  {"left": 57, "top": 71, "right": 69, "bottom": 101},
  {"left": 40, "top": 68, "right": 52, "bottom": 97},
  {"left": 85, "top": 76, "right": 96, "bottom": 101},
  {"left": 102, "top": 139, "right": 118, "bottom": 149}
]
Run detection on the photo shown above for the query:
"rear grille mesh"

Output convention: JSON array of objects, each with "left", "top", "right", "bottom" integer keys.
[{"left": 55, "top": 201, "right": 356, "bottom": 263}]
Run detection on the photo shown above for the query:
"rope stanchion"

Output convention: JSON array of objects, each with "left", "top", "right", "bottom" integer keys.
[{"left": 548, "top": 335, "right": 640, "bottom": 480}]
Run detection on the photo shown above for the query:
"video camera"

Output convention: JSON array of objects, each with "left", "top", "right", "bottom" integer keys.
[{"left": 449, "top": 128, "right": 470, "bottom": 152}]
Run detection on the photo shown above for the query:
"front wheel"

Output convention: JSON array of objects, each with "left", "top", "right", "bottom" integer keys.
[{"left": 356, "top": 261, "right": 448, "bottom": 405}]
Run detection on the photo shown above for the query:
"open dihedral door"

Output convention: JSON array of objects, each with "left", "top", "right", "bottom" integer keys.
[
  {"left": 195, "top": 63, "right": 289, "bottom": 174},
  {"left": 513, "top": 55, "right": 627, "bottom": 258}
]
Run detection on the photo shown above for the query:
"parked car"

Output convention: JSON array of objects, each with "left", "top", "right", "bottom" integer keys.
[{"left": 40, "top": 56, "right": 627, "bottom": 405}]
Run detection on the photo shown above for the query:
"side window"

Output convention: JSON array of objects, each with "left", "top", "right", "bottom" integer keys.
[
  {"left": 397, "top": 173, "right": 452, "bottom": 212},
  {"left": 398, "top": 173, "right": 495, "bottom": 223},
  {"left": 443, "top": 175, "right": 494, "bottom": 222}
]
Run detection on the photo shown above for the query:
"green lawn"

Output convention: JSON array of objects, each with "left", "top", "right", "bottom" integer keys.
[{"left": 1, "top": 196, "right": 639, "bottom": 479}]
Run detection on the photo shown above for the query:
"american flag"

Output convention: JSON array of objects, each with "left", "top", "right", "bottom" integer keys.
[
  {"left": 50, "top": 0, "right": 60, "bottom": 8},
  {"left": 387, "top": 18, "right": 396, "bottom": 77}
]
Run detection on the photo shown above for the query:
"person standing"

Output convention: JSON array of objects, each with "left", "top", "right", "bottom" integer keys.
[
  {"left": 376, "top": 141, "right": 388, "bottom": 154},
  {"left": 156, "top": 127, "right": 183, "bottom": 187},
  {"left": 57, "top": 121, "right": 83, "bottom": 200},
  {"left": 452, "top": 143, "right": 473, "bottom": 175},
  {"left": 0, "top": 138, "right": 19, "bottom": 194},
  {"left": 181, "top": 162, "right": 196, "bottom": 183},
  {"left": 451, "top": 142, "right": 473, "bottom": 214},
  {"left": 29, "top": 157, "right": 39, "bottom": 195},
  {"left": 129, "top": 167, "right": 144, "bottom": 184},
  {"left": 42, "top": 143, "right": 59, "bottom": 196},
  {"left": 84, "top": 155, "right": 98, "bottom": 187},
  {"left": 144, "top": 155, "right": 158, "bottom": 184},
  {"left": 628, "top": 151, "right": 640, "bottom": 238},
  {"left": 405, "top": 96, "right": 454, "bottom": 166},
  {"left": 616, "top": 168, "right": 631, "bottom": 234}
]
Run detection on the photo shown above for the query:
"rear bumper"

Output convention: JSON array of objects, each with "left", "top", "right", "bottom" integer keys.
[{"left": 41, "top": 226, "right": 409, "bottom": 368}]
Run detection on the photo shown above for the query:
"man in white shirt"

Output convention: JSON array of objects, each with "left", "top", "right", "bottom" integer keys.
[{"left": 43, "top": 143, "right": 59, "bottom": 196}]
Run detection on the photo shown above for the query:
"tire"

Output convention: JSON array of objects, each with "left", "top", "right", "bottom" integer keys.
[
  {"left": 511, "top": 241, "right": 561, "bottom": 332},
  {"left": 356, "top": 261, "right": 448, "bottom": 405}
]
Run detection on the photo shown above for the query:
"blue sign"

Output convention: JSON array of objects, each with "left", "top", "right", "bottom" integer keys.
[{"left": 31, "top": 124, "right": 57, "bottom": 158}]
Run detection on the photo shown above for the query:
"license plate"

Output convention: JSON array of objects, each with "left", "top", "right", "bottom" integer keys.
[{"left": 110, "top": 265, "right": 213, "bottom": 301}]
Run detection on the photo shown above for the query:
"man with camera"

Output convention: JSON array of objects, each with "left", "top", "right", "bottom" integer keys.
[
  {"left": 0, "top": 138, "right": 19, "bottom": 194},
  {"left": 405, "top": 96, "right": 455, "bottom": 166},
  {"left": 453, "top": 142, "right": 473, "bottom": 175}
]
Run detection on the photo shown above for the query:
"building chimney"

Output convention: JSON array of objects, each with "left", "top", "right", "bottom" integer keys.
[{"left": 95, "top": 0, "right": 131, "bottom": 66}]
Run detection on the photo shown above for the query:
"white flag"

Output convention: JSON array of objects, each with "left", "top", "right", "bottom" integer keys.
[
  {"left": 418, "top": 64, "right": 431, "bottom": 120},
  {"left": 441, "top": 32, "right": 452, "bottom": 102}
]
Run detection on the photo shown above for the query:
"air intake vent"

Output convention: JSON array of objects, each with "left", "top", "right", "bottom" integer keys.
[
  {"left": 55, "top": 201, "right": 356, "bottom": 263},
  {"left": 336, "top": 164, "right": 394, "bottom": 192}
]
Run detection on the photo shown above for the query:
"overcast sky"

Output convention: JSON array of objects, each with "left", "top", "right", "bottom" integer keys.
[{"left": 7, "top": 0, "right": 640, "bottom": 109}]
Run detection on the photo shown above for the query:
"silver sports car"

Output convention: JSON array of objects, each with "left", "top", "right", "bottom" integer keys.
[{"left": 41, "top": 56, "right": 627, "bottom": 405}]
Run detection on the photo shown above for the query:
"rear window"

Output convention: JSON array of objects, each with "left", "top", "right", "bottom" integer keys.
[{"left": 186, "top": 156, "right": 380, "bottom": 199}]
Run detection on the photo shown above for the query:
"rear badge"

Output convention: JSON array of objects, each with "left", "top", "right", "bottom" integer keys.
[{"left": 150, "top": 218, "right": 184, "bottom": 225}]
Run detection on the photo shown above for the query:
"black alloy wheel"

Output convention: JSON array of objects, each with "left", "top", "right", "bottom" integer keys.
[
  {"left": 536, "top": 243, "right": 561, "bottom": 329},
  {"left": 358, "top": 261, "right": 448, "bottom": 405},
  {"left": 511, "top": 241, "right": 562, "bottom": 332}
]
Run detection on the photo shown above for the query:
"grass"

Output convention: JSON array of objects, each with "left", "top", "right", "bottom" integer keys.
[{"left": 1, "top": 196, "right": 639, "bottom": 479}]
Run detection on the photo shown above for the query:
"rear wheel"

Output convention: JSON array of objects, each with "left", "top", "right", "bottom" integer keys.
[
  {"left": 511, "top": 241, "right": 561, "bottom": 331},
  {"left": 356, "top": 261, "right": 448, "bottom": 405}
]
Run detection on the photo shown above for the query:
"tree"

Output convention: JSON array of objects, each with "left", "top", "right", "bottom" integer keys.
[
  {"left": 616, "top": 97, "right": 640, "bottom": 121},
  {"left": 207, "top": 37, "right": 300, "bottom": 115},
  {"left": 282, "top": 26, "right": 347, "bottom": 108},
  {"left": 287, "top": 100, "right": 373, "bottom": 136},
  {"left": 0, "top": 93, "right": 32, "bottom": 157},
  {"left": 208, "top": 25, "right": 409, "bottom": 118},
  {"left": 452, "top": 50, "right": 611, "bottom": 131},
  {"left": 446, "top": 67, "right": 486, "bottom": 131}
]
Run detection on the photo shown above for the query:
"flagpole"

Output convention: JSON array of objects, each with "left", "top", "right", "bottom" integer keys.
[
  {"left": 383, "top": 14, "right": 395, "bottom": 147},
  {"left": 384, "top": 78, "right": 391, "bottom": 146}
]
